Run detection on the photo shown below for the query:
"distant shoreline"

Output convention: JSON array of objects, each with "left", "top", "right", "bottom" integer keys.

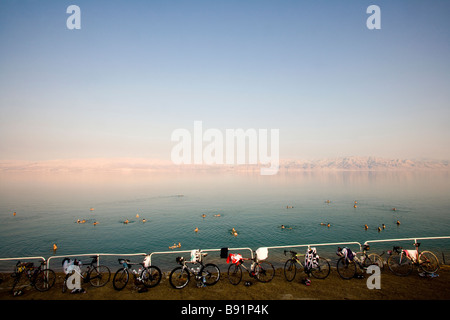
[{"left": 0, "top": 156, "right": 448, "bottom": 174}]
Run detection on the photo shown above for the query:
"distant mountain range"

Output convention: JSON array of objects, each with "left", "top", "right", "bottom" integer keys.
[
  {"left": 278, "top": 157, "right": 449, "bottom": 171},
  {"left": 0, "top": 156, "right": 448, "bottom": 173}
]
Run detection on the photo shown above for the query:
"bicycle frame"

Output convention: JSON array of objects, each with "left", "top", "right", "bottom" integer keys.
[
  {"left": 235, "top": 258, "right": 256, "bottom": 276},
  {"left": 178, "top": 257, "right": 209, "bottom": 280},
  {"left": 121, "top": 260, "right": 145, "bottom": 277},
  {"left": 394, "top": 246, "right": 421, "bottom": 265},
  {"left": 290, "top": 253, "right": 306, "bottom": 269},
  {"left": 16, "top": 261, "right": 44, "bottom": 281}
]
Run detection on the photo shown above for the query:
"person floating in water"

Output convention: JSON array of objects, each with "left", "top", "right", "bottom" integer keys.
[
  {"left": 169, "top": 242, "right": 181, "bottom": 249},
  {"left": 194, "top": 227, "right": 199, "bottom": 233},
  {"left": 124, "top": 219, "right": 129, "bottom": 224},
  {"left": 396, "top": 220, "right": 401, "bottom": 225},
  {"left": 53, "top": 243, "right": 58, "bottom": 252},
  {"left": 281, "top": 225, "right": 293, "bottom": 230},
  {"left": 231, "top": 228, "right": 238, "bottom": 236}
]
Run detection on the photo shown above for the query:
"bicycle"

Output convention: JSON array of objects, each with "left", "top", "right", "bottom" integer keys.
[
  {"left": 169, "top": 250, "right": 221, "bottom": 289},
  {"left": 11, "top": 260, "right": 56, "bottom": 294},
  {"left": 387, "top": 242, "right": 439, "bottom": 276},
  {"left": 336, "top": 245, "right": 384, "bottom": 280},
  {"left": 62, "top": 256, "right": 111, "bottom": 292},
  {"left": 283, "top": 249, "right": 331, "bottom": 281},
  {"left": 227, "top": 251, "right": 275, "bottom": 285},
  {"left": 113, "top": 256, "right": 162, "bottom": 291}
]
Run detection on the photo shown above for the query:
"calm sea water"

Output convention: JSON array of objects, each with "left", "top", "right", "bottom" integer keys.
[{"left": 1, "top": 170, "right": 449, "bottom": 270}]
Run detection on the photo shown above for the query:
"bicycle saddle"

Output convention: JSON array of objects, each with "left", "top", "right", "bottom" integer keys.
[{"left": 118, "top": 259, "right": 130, "bottom": 264}]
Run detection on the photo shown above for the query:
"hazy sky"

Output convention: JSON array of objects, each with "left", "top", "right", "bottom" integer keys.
[{"left": 1, "top": 0, "right": 449, "bottom": 162}]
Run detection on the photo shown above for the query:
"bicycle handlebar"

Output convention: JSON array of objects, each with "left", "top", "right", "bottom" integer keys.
[{"left": 284, "top": 249, "right": 304, "bottom": 256}]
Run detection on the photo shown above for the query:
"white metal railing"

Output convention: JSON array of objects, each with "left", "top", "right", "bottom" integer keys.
[
  {"left": 264, "top": 241, "right": 363, "bottom": 252},
  {"left": 46, "top": 253, "right": 147, "bottom": 271},
  {"left": 0, "top": 256, "right": 46, "bottom": 263},
  {"left": 364, "top": 236, "right": 450, "bottom": 247},
  {"left": 0, "top": 256, "right": 47, "bottom": 273}
]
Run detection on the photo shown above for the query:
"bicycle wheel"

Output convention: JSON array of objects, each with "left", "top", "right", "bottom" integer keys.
[
  {"left": 169, "top": 267, "right": 190, "bottom": 289},
  {"left": 419, "top": 251, "right": 439, "bottom": 274},
  {"left": 255, "top": 261, "right": 275, "bottom": 283},
  {"left": 34, "top": 269, "right": 56, "bottom": 292},
  {"left": 201, "top": 264, "right": 220, "bottom": 286},
  {"left": 141, "top": 265, "right": 162, "bottom": 288},
  {"left": 89, "top": 265, "right": 111, "bottom": 287},
  {"left": 388, "top": 254, "right": 412, "bottom": 276},
  {"left": 227, "top": 263, "right": 242, "bottom": 285},
  {"left": 336, "top": 257, "right": 356, "bottom": 280},
  {"left": 310, "top": 257, "right": 331, "bottom": 279},
  {"left": 283, "top": 259, "right": 297, "bottom": 282},
  {"left": 365, "top": 254, "right": 385, "bottom": 271},
  {"left": 113, "top": 268, "right": 129, "bottom": 291}
]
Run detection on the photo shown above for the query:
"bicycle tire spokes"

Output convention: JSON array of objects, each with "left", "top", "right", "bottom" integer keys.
[
  {"left": 141, "top": 266, "right": 162, "bottom": 288},
  {"left": 255, "top": 261, "right": 275, "bottom": 283},
  {"left": 169, "top": 267, "right": 189, "bottom": 289},
  {"left": 227, "top": 263, "right": 243, "bottom": 285},
  {"left": 337, "top": 257, "right": 357, "bottom": 279},
  {"left": 283, "top": 259, "right": 297, "bottom": 282},
  {"left": 201, "top": 264, "right": 220, "bottom": 286},
  {"left": 419, "top": 251, "right": 439, "bottom": 274}
]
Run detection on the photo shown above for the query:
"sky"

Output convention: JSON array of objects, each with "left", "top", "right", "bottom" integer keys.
[{"left": 0, "top": 0, "right": 449, "bottom": 163}]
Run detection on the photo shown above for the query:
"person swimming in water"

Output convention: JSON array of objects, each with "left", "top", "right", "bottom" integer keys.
[{"left": 169, "top": 242, "right": 181, "bottom": 249}]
